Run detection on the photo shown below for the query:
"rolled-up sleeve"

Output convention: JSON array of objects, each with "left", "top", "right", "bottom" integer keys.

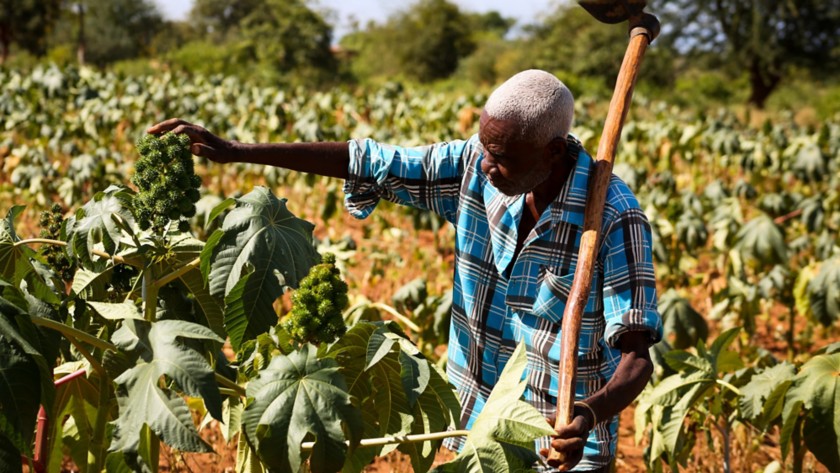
[
  {"left": 343, "top": 136, "right": 475, "bottom": 223},
  {"left": 601, "top": 207, "right": 663, "bottom": 348}
]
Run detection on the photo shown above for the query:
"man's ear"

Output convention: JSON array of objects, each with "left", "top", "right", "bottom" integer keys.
[{"left": 546, "top": 137, "right": 567, "bottom": 162}]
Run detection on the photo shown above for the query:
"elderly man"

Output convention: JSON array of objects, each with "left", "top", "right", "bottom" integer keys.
[{"left": 149, "top": 69, "right": 662, "bottom": 472}]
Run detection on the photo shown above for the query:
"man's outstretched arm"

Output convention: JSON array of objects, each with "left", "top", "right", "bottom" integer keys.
[{"left": 147, "top": 118, "right": 349, "bottom": 179}]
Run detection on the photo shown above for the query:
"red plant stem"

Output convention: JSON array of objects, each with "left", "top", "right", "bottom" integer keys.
[{"left": 31, "top": 369, "right": 87, "bottom": 472}]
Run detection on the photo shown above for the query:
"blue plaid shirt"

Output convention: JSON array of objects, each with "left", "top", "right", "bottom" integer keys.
[{"left": 344, "top": 134, "right": 662, "bottom": 471}]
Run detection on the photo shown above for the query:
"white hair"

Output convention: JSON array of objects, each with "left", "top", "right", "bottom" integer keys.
[{"left": 484, "top": 70, "right": 575, "bottom": 146}]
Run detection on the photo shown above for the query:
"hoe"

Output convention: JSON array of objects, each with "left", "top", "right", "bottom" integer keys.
[{"left": 549, "top": 0, "right": 661, "bottom": 464}]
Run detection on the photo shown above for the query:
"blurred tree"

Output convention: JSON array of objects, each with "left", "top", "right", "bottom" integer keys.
[
  {"left": 392, "top": 0, "right": 475, "bottom": 82},
  {"left": 525, "top": 4, "right": 626, "bottom": 87},
  {"left": 238, "top": 0, "right": 337, "bottom": 84},
  {"left": 189, "top": 0, "right": 260, "bottom": 43},
  {"left": 74, "top": 0, "right": 164, "bottom": 65},
  {"left": 0, "top": 0, "right": 61, "bottom": 63},
  {"left": 341, "top": 0, "right": 475, "bottom": 83},
  {"left": 519, "top": 3, "right": 674, "bottom": 95},
  {"left": 650, "top": 0, "right": 840, "bottom": 108},
  {"left": 181, "top": 0, "right": 336, "bottom": 85},
  {"left": 455, "top": 11, "right": 516, "bottom": 85}
]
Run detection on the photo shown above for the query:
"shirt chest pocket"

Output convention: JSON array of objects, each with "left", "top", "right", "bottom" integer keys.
[
  {"left": 531, "top": 267, "right": 603, "bottom": 324},
  {"left": 531, "top": 267, "right": 575, "bottom": 324}
]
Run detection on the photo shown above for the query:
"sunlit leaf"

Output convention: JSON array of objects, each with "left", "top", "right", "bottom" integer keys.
[
  {"left": 783, "top": 353, "right": 840, "bottom": 471},
  {"left": 807, "top": 257, "right": 840, "bottom": 327},
  {"left": 242, "top": 345, "right": 362, "bottom": 473},
  {"left": 204, "top": 187, "right": 319, "bottom": 349},
  {"left": 435, "top": 343, "right": 555, "bottom": 472},
  {"left": 110, "top": 319, "right": 224, "bottom": 454}
]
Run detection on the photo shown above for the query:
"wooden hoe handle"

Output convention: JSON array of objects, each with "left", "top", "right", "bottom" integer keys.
[{"left": 548, "top": 12, "right": 660, "bottom": 464}]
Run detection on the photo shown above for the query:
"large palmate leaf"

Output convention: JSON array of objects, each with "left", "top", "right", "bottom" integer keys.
[
  {"left": 807, "top": 257, "right": 840, "bottom": 327},
  {"left": 110, "top": 319, "right": 224, "bottom": 454},
  {"left": 166, "top": 234, "right": 225, "bottom": 337},
  {"left": 782, "top": 353, "right": 840, "bottom": 472},
  {"left": 435, "top": 343, "right": 555, "bottom": 473},
  {"left": 739, "top": 362, "right": 795, "bottom": 430},
  {"left": 0, "top": 287, "right": 56, "bottom": 409},
  {"left": 67, "top": 186, "right": 136, "bottom": 267},
  {"left": 242, "top": 345, "right": 362, "bottom": 473},
  {"left": 0, "top": 335, "right": 41, "bottom": 471},
  {"left": 202, "top": 187, "right": 318, "bottom": 349},
  {"left": 659, "top": 289, "right": 708, "bottom": 349},
  {"left": 0, "top": 206, "right": 35, "bottom": 282},
  {"left": 733, "top": 214, "right": 787, "bottom": 266},
  {"left": 399, "top": 364, "right": 461, "bottom": 473},
  {"left": 323, "top": 322, "right": 414, "bottom": 468}
]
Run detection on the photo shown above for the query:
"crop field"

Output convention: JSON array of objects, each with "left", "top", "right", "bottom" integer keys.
[{"left": 1, "top": 65, "right": 839, "bottom": 472}]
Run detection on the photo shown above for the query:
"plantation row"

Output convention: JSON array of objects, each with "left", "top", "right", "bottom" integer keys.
[{"left": 0, "top": 65, "right": 839, "bottom": 472}]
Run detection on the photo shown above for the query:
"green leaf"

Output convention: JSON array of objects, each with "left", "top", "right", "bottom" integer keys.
[
  {"left": 71, "top": 267, "right": 113, "bottom": 299},
  {"left": 435, "top": 343, "right": 555, "bottom": 472},
  {"left": 207, "top": 186, "right": 318, "bottom": 294},
  {"left": 67, "top": 186, "right": 136, "bottom": 267},
  {"left": 739, "top": 362, "right": 796, "bottom": 428},
  {"left": 0, "top": 338, "right": 40, "bottom": 458},
  {"left": 398, "top": 362, "right": 461, "bottom": 472},
  {"left": 206, "top": 187, "right": 319, "bottom": 348},
  {"left": 178, "top": 267, "right": 225, "bottom": 337},
  {"left": 163, "top": 234, "right": 225, "bottom": 335},
  {"left": 646, "top": 370, "right": 712, "bottom": 407},
  {"left": 86, "top": 301, "right": 143, "bottom": 320},
  {"left": 0, "top": 206, "right": 34, "bottom": 282},
  {"left": 659, "top": 289, "right": 708, "bottom": 349},
  {"left": 222, "top": 268, "right": 264, "bottom": 351},
  {"left": 46, "top": 363, "right": 98, "bottom": 473},
  {"left": 0, "top": 294, "right": 55, "bottom": 409},
  {"left": 710, "top": 327, "right": 742, "bottom": 369},
  {"left": 784, "top": 353, "right": 840, "bottom": 471},
  {"left": 242, "top": 345, "right": 362, "bottom": 473},
  {"left": 200, "top": 229, "right": 224, "bottom": 284},
  {"left": 207, "top": 197, "right": 236, "bottom": 229},
  {"left": 0, "top": 434, "right": 23, "bottom": 473},
  {"left": 110, "top": 319, "right": 224, "bottom": 454},
  {"left": 734, "top": 214, "right": 787, "bottom": 266},
  {"left": 392, "top": 277, "right": 427, "bottom": 313},
  {"left": 328, "top": 322, "right": 413, "bottom": 435},
  {"left": 807, "top": 257, "right": 840, "bottom": 327}
]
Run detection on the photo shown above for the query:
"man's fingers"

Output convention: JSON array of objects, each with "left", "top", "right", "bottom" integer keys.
[
  {"left": 146, "top": 118, "right": 188, "bottom": 134},
  {"left": 550, "top": 436, "right": 586, "bottom": 452},
  {"left": 191, "top": 143, "right": 213, "bottom": 157}
]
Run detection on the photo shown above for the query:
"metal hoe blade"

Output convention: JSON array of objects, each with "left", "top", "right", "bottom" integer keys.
[{"left": 578, "top": 0, "right": 647, "bottom": 23}]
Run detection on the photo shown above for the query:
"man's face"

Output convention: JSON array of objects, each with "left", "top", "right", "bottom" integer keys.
[{"left": 478, "top": 111, "right": 554, "bottom": 196}]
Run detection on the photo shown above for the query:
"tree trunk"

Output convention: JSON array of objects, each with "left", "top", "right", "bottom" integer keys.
[
  {"left": 748, "top": 59, "right": 781, "bottom": 109},
  {"left": 76, "top": 4, "right": 85, "bottom": 64},
  {"left": 0, "top": 22, "right": 10, "bottom": 65}
]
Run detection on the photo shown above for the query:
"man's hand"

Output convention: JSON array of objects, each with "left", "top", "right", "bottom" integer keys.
[
  {"left": 540, "top": 407, "right": 593, "bottom": 471},
  {"left": 146, "top": 119, "right": 239, "bottom": 163}
]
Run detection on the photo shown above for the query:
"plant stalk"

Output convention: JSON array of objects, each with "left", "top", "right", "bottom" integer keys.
[
  {"left": 142, "top": 268, "right": 158, "bottom": 322},
  {"left": 215, "top": 373, "right": 247, "bottom": 397},
  {"left": 154, "top": 257, "right": 201, "bottom": 289},
  {"left": 786, "top": 301, "right": 796, "bottom": 361},
  {"left": 66, "top": 335, "right": 106, "bottom": 377},
  {"left": 300, "top": 429, "right": 470, "bottom": 451},
  {"left": 30, "top": 315, "right": 116, "bottom": 352},
  {"left": 87, "top": 373, "right": 111, "bottom": 473},
  {"left": 15, "top": 239, "right": 130, "bottom": 265},
  {"left": 368, "top": 303, "right": 422, "bottom": 333}
]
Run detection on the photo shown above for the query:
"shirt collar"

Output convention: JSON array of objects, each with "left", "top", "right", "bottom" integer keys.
[{"left": 549, "top": 135, "right": 592, "bottom": 228}]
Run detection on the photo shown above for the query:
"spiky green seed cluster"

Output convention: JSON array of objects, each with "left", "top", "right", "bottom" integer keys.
[
  {"left": 284, "top": 254, "right": 349, "bottom": 346},
  {"left": 39, "top": 203, "right": 75, "bottom": 282},
  {"left": 132, "top": 133, "right": 202, "bottom": 233}
]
